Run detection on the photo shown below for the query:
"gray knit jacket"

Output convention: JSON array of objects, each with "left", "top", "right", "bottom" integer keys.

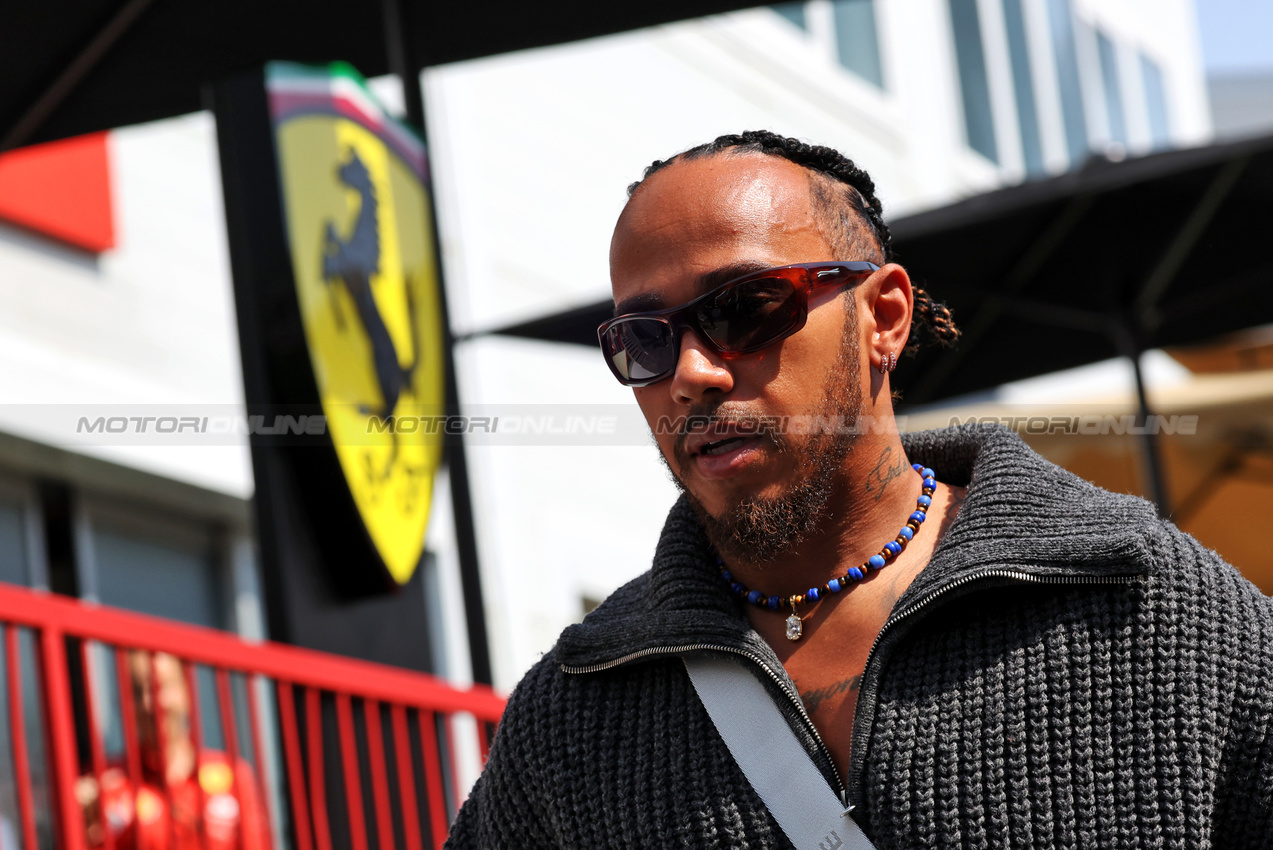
[{"left": 447, "top": 425, "right": 1273, "bottom": 848}]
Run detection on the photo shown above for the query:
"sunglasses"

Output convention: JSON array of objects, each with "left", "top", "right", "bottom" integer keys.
[{"left": 598, "top": 261, "right": 879, "bottom": 387}]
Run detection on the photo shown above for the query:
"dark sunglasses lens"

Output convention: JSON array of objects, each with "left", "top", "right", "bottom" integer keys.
[
  {"left": 696, "top": 276, "right": 800, "bottom": 351},
  {"left": 603, "top": 318, "right": 676, "bottom": 384}
]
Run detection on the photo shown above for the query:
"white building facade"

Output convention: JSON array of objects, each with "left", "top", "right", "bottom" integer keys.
[{"left": 0, "top": 0, "right": 1210, "bottom": 696}]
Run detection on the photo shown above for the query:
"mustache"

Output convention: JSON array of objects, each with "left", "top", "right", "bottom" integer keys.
[{"left": 670, "top": 407, "right": 785, "bottom": 465}]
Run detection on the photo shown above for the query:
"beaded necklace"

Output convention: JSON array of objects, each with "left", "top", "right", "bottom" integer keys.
[{"left": 719, "top": 463, "right": 937, "bottom": 641}]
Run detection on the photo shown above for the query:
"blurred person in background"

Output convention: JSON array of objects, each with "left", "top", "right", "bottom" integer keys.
[{"left": 77, "top": 651, "right": 270, "bottom": 850}]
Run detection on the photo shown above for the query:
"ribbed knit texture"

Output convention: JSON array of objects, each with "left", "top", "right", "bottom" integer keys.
[{"left": 446, "top": 425, "right": 1273, "bottom": 849}]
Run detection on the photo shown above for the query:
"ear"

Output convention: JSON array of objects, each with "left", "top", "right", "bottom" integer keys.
[{"left": 861, "top": 263, "right": 913, "bottom": 372}]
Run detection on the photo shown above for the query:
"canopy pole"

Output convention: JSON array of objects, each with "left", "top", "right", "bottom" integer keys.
[
  {"left": 1111, "top": 322, "right": 1172, "bottom": 517},
  {"left": 0, "top": 0, "right": 157, "bottom": 152},
  {"left": 382, "top": 0, "right": 494, "bottom": 687}
]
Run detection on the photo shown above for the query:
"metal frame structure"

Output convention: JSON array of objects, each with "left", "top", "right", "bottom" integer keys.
[{"left": 0, "top": 581, "right": 504, "bottom": 850}]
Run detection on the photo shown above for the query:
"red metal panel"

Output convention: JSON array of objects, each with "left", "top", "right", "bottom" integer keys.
[
  {"left": 275, "top": 682, "right": 313, "bottom": 850},
  {"left": 78, "top": 641, "right": 116, "bottom": 850},
  {"left": 305, "top": 687, "right": 333, "bottom": 850},
  {"left": 181, "top": 662, "right": 211, "bottom": 850},
  {"left": 0, "top": 583, "right": 509, "bottom": 850},
  {"left": 5, "top": 626, "right": 39, "bottom": 850},
  {"left": 39, "top": 626, "right": 87, "bottom": 850},
  {"left": 113, "top": 648, "right": 143, "bottom": 790},
  {"left": 245, "top": 674, "right": 277, "bottom": 845},
  {"left": 361, "top": 699, "right": 396, "bottom": 850},
  {"left": 0, "top": 585, "right": 504, "bottom": 721},
  {"left": 389, "top": 704, "right": 423, "bottom": 850},
  {"left": 334, "top": 693, "right": 368, "bottom": 850},
  {"left": 416, "top": 710, "right": 448, "bottom": 850},
  {"left": 214, "top": 668, "right": 247, "bottom": 850}
]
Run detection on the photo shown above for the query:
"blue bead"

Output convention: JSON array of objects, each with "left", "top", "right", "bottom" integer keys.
[
  {"left": 921, "top": 467, "right": 935, "bottom": 479},
  {"left": 807, "top": 587, "right": 821, "bottom": 601},
  {"left": 912, "top": 462, "right": 923, "bottom": 471},
  {"left": 917, "top": 494, "right": 932, "bottom": 507},
  {"left": 747, "top": 590, "right": 762, "bottom": 604},
  {"left": 828, "top": 579, "right": 842, "bottom": 592},
  {"left": 884, "top": 541, "right": 902, "bottom": 556},
  {"left": 898, "top": 526, "right": 914, "bottom": 541},
  {"left": 847, "top": 567, "right": 864, "bottom": 581},
  {"left": 923, "top": 477, "right": 937, "bottom": 490},
  {"left": 868, "top": 554, "right": 886, "bottom": 569},
  {"left": 910, "top": 511, "right": 927, "bottom": 524},
  {"left": 721, "top": 569, "right": 733, "bottom": 581},
  {"left": 766, "top": 596, "right": 781, "bottom": 610}
]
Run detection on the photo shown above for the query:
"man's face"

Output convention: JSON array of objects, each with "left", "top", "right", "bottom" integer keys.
[{"left": 609, "top": 153, "right": 870, "bottom": 561}]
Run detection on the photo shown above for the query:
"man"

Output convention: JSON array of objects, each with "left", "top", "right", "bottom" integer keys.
[
  {"left": 78, "top": 651, "right": 271, "bottom": 850},
  {"left": 447, "top": 131, "right": 1273, "bottom": 848}
]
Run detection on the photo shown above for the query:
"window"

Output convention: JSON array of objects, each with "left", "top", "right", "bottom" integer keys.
[
  {"left": 1141, "top": 53, "right": 1171, "bottom": 149},
  {"left": 1097, "top": 31, "right": 1128, "bottom": 147},
  {"left": 1001, "top": 0, "right": 1045, "bottom": 175},
  {"left": 84, "top": 504, "right": 229, "bottom": 630},
  {"left": 1047, "top": 0, "right": 1089, "bottom": 165},
  {"left": 0, "top": 499, "right": 28, "bottom": 586},
  {"left": 772, "top": 2, "right": 808, "bottom": 30},
  {"left": 949, "top": 0, "right": 999, "bottom": 162},
  {"left": 833, "top": 0, "right": 884, "bottom": 88}
]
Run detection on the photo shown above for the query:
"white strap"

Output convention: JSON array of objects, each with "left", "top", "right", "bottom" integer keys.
[{"left": 684, "top": 654, "right": 877, "bottom": 850}]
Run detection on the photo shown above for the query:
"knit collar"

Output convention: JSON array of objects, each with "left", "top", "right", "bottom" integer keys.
[{"left": 556, "top": 424, "right": 1157, "bottom": 669}]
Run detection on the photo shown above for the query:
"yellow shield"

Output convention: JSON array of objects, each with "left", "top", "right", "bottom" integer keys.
[{"left": 270, "top": 64, "right": 445, "bottom": 586}]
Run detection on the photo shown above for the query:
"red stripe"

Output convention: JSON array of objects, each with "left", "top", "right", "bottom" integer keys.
[
  {"left": 335, "top": 693, "right": 368, "bottom": 850},
  {"left": 416, "top": 710, "right": 448, "bottom": 850},
  {"left": 40, "top": 627, "right": 87, "bottom": 850},
  {"left": 390, "top": 704, "right": 423, "bottom": 850},
  {"left": 245, "top": 674, "right": 277, "bottom": 846},
  {"left": 113, "top": 649, "right": 143, "bottom": 791},
  {"left": 276, "top": 683, "right": 313, "bottom": 850},
  {"left": 306, "top": 688, "right": 333, "bottom": 850},
  {"left": 78, "top": 641, "right": 116, "bottom": 850},
  {"left": 181, "top": 662, "right": 211, "bottom": 850},
  {"left": 6, "top": 627, "right": 38, "bottom": 850},
  {"left": 362, "top": 700, "right": 396, "bottom": 850},
  {"left": 215, "top": 669, "right": 247, "bottom": 850}
]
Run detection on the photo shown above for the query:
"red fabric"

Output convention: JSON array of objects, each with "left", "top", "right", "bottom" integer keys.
[
  {"left": 0, "top": 132, "right": 115, "bottom": 252},
  {"left": 94, "top": 751, "right": 270, "bottom": 850}
]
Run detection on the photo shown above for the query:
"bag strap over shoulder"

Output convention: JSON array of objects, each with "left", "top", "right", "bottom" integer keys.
[{"left": 683, "top": 653, "right": 877, "bottom": 850}]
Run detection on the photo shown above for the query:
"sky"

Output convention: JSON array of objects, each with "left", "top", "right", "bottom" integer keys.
[{"left": 1195, "top": 0, "right": 1273, "bottom": 76}]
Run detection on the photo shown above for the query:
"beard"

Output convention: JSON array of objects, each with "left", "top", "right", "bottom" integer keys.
[{"left": 662, "top": 303, "right": 864, "bottom": 567}]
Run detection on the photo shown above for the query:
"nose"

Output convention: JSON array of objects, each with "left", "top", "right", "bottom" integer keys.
[{"left": 668, "top": 329, "right": 734, "bottom": 405}]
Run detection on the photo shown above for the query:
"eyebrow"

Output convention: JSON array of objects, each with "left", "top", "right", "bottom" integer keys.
[{"left": 612, "top": 261, "right": 773, "bottom": 317}]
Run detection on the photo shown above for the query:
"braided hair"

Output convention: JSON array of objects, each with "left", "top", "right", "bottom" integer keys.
[{"left": 628, "top": 130, "right": 959, "bottom": 350}]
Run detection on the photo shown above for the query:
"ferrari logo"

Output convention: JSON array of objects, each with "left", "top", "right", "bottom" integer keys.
[{"left": 270, "top": 63, "right": 445, "bottom": 586}]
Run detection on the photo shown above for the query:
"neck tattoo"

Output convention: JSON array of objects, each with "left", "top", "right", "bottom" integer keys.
[{"left": 719, "top": 464, "right": 937, "bottom": 641}]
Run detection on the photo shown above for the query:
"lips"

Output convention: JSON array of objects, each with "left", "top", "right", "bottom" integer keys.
[
  {"left": 684, "top": 423, "right": 762, "bottom": 458},
  {"left": 679, "top": 420, "right": 774, "bottom": 480}
]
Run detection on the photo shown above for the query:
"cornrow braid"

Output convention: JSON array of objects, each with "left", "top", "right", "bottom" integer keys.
[{"left": 628, "top": 130, "right": 959, "bottom": 350}]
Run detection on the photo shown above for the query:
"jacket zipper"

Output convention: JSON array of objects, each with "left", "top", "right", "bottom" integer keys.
[
  {"left": 561, "top": 642, "right": 850, "bottom": 808},
  {"left": 562, "top": 569, "right": 1141, "bottom": 816},
  {"left": 847, "top": 568, "right": 1142, "bottom": 805}
]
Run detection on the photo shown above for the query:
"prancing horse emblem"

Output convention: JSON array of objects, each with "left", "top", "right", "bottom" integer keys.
[{"left": 321, "top": 149, "right": 422, "bottom": 479}]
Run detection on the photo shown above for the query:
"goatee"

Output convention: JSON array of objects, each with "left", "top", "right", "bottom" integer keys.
[{"left": 665, "top": 304, "right": 863, "bottom": 567}]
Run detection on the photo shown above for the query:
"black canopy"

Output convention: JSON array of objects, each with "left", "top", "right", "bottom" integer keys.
[
  {"left": 485, "top": 131, "right": 1273, "bottom": 409},
  {"left": 2, "top": 0, "right": 771, "bottom": 150}
]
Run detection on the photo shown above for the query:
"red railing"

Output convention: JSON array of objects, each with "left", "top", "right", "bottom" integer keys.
[{"left": 0, "top": 582, "right": 505, "bottom": 850}]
